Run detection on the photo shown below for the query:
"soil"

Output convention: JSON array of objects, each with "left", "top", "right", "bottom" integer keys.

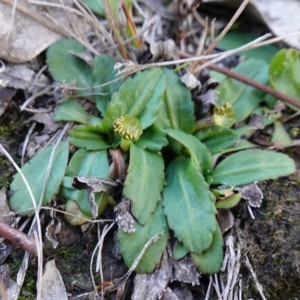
[{"left": 237, "top": 175, "right": 300, "bottom": 300}]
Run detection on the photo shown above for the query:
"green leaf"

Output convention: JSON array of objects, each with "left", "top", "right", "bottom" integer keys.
[
  {"left": 163, "top": 157, "right": 217, "bottom": 254},
  {"left": 84, "top": 0, "right": 106, "bottom": 16},
  {"left": 212, "top": 140, "right": 255, "bottom": 163},
  {"left": 101, "top": 68, "right": 165, "bottom": 132},
  {"left": 215, "top": 193, "right": 241, "bottom": 209},
  {"left": 46, "top": 39, "right": 92, "bottom": 96},
  {"left": 166, "top": 128, "right": 213, "bottom": 180},
  {"left": 84, "top": 0, "right": 118, "bottom": 17},
  {"left": 271, "top": 121, "right": 292, "bottom": 147},
  {"left": 156, "top": 68, "right": 194, "bottom": 133},
  {"left": 69, "top": 125, "right": 109, "bottom": 150},
  {"left": 9, "top": 140, "right": 69, "bottom": 216},
  {"left": 92, "top": 55, "right": 119, "bottom": 114},
  {"left": 60, "top": 149, "right": 109, "bottom": 217},
  {"left": 191, "top": 222, "right": 224, "bottom": 274},
  {"left": 118, "top": 201, "right": 169, "bottom": 273},
  {"left": 213, "top": 149, "right": 296, "bottom": 186},
  {"left": 123, "top": 144, "right": 164, "bottom": 224},
  {"left": 54, "top": 98, "right": 88, "bottom": 124},
  {"left": 269, "top": 49, "right": 300, "bottom": 110},
  {"left": 173, "top": 240, "right": 189, "bottom": 260},
  {"left": 134, "top": 125, "right": 168, "bottom": 151},
  {"left": 196, "top": 126, "right": 238, "bottom": 154},
  {"left": 216, "top": 59, "right": 269, "bottom": 122},
  {"left": 217, "top": 31, "right": 278, "bottom": 64}
]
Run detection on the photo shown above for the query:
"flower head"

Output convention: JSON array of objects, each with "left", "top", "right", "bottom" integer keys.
[
  {"left": 113, "top": 115, "right": 143, "bottom": 141},
  {"left": 213, "top": 102, "right": 236, "bottom": 128}
]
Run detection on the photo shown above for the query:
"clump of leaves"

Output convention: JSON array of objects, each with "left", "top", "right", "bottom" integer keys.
[{"left": 9, "top": 39, "right": 296, "bottom": 275}]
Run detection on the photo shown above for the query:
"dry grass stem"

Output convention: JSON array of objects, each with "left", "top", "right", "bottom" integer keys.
[
  {"left": 73, "top": 0, "right": 114, "bottom": 47},
  {"left": 28, "top": 65, "right": 48, "bottom": 93},
  {"left": 90, "top": 223, "right": 115, "bottom": 295},
  {"left": 5, "top": 0, "right": 18, "bottom": 40},
  {"left": 115, "top": 230, "right": 167, "bottom": 288},
  {"left": 204, "top": 276, "right": 213, "bottom": 300},
  {"left": 23, "top": 108, "right": 53, "bottom": 113},
  {"left": 21, "top": 122, "right": 36, "bottom": 166},
  {"left": 28, "top": 0, "right": 86, "bottom": 17},
  {"left": 190, "top": 17, "right": 208, "bottom": 72},
  {"left": 40, "top": 8, "right": 99, "bottom": 55},
  {"left": 245, "top": 256, "right": 267, "bottom": 300},
  {"left": 20, "top": 86, "right": 53, "bottom": 111},
  {"left": 103, "top": 0, "right": 128, "bottom": 59},
  {"left": 205, "top": 0, "right": 251, "bottom": 55}
]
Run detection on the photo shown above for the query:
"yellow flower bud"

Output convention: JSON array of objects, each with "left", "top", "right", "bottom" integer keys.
[{"left": 113, "top": 115, "right": 143, "bottom": 141}]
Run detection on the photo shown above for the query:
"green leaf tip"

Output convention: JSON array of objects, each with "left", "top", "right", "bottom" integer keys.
[
  {"left": 9, "top": 140, "right": 69, "bottom": 216},
  {"left": 113, "top": 115, "right": 143, "bottom": 141},
  {"left": 213, "top": 149, "right": 296, "bottom": 186}
]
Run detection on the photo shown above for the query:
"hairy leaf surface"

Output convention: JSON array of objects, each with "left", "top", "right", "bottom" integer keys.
[
  {"left": 47, "top": 39, "right": 91, "bottom": 95},
  {"left": 124, "top": 144, "right": 164, "bottom": 224},
  {"left": 134, "top": 125, "right": 168, "bottom": 151},
  {"left": 163, "top": 157, "right": 217, "bottom": 254},
  {"left": 196, "top": 126, "right": 238, "bottom": 154},
  {"left": 156, "top": 68, "right": 194, "bottom": 133},
  {"left": 173, "top": 240, "right": 189, "bottom": 260},
  {"left": 9, "top": 140, "right": 69, "bottom": 216},
  {"left": 166, "top": 128, "right": 213, "bottom": 179},
  {"left": 191, "top": 222, "right": 224, "bottom": 274},
  {"left": 69, "top": 125, "right": 109, "bottom": 150},
  {"left": 101, "top": 68, "right": 164, "bottom": 132},
  {"left": 118, "top": 201, "right": 169, "bottom": 273},
  {"left": 54, "top": 98, "right": 88, "bottom": 124},
  {"left": 92, "top": 55, "right": 119, "bottom": 114},
  {"left": 213, "top": 150, "right": 296, "bottom": 186}
]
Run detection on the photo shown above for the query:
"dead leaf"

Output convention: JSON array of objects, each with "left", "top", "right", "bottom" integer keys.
[
  {"left": 234, "top": 183, "right": 263, "bottom": 207},
  {"left": 0, "top": 88, "right": 16, "bottom": 116},
  {"left": 0, "top": 188, "right": 13, "bottom": 224},
  {"left": 249, "top": 112, "right": 264, "bottom": 130},
  {"left": 114, "top": 198, "right": 135, "bottom": 233},
  {"left": 180, "top": 72, "right": 201, "bottom": 90},
  {"left": 138, "top": 40, "right": 176, "bottom": 64},
  {"left": 0, "top": 63, "right": 49, "bottom": 91},
  {"left": 131, "top": 250, "right": 171, "bottom": 300},
  {"left": 72, "top": 176, "right": 118, "bottom": 218},
  {"left": 171, "top": 285, "right": 195, "bottom": 300},
  {"left": 0, "top": 264, "right": 18, "bottom": 300},
  {"left": 170, "top": 255, "right": 200, "bottom": 286},
  {"left": 0, "top": 264, "right": 10, "bottom": 289},
  {"left": 217, "top": 209, "right": 234, "bottom": 234},
  {"left": 109, "top": 148, "right": 127, "bottom": 181},
  {"left": 0, "top": 0, "right": 89, "bottom": 63},
  {"left": 40, "top": 260, "right": 68, "bottom": 300},
  {"left": 198, "top": 89, "right": 218, "bottom": 105},
  {"left": 160, "top": 287, "right": 180, "bottom": 300},
  {"left": 45, "top": 213, "right": 61, "bottom": 249},
  {"left": 0, "top": 242, "right": 14, "bottom": 265},
  {"left": 30, "top": 113, "right": 60, "bottom": 134}
]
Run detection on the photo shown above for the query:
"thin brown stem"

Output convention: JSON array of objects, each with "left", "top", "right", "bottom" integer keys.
[
  {"left": 0, "top": 222, "right": 38, "bottom": 256},
  {"left": 208, "top": 63, "right": 300, "bottom": 109}
]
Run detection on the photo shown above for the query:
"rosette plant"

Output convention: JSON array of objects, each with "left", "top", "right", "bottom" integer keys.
[{"left": 9, "top": 39, "right": 296, "bottom": 275}]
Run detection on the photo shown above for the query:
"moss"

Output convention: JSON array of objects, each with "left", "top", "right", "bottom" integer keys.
[{"left": 239, "top": 177, "right": 300, "bottom": 299}]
